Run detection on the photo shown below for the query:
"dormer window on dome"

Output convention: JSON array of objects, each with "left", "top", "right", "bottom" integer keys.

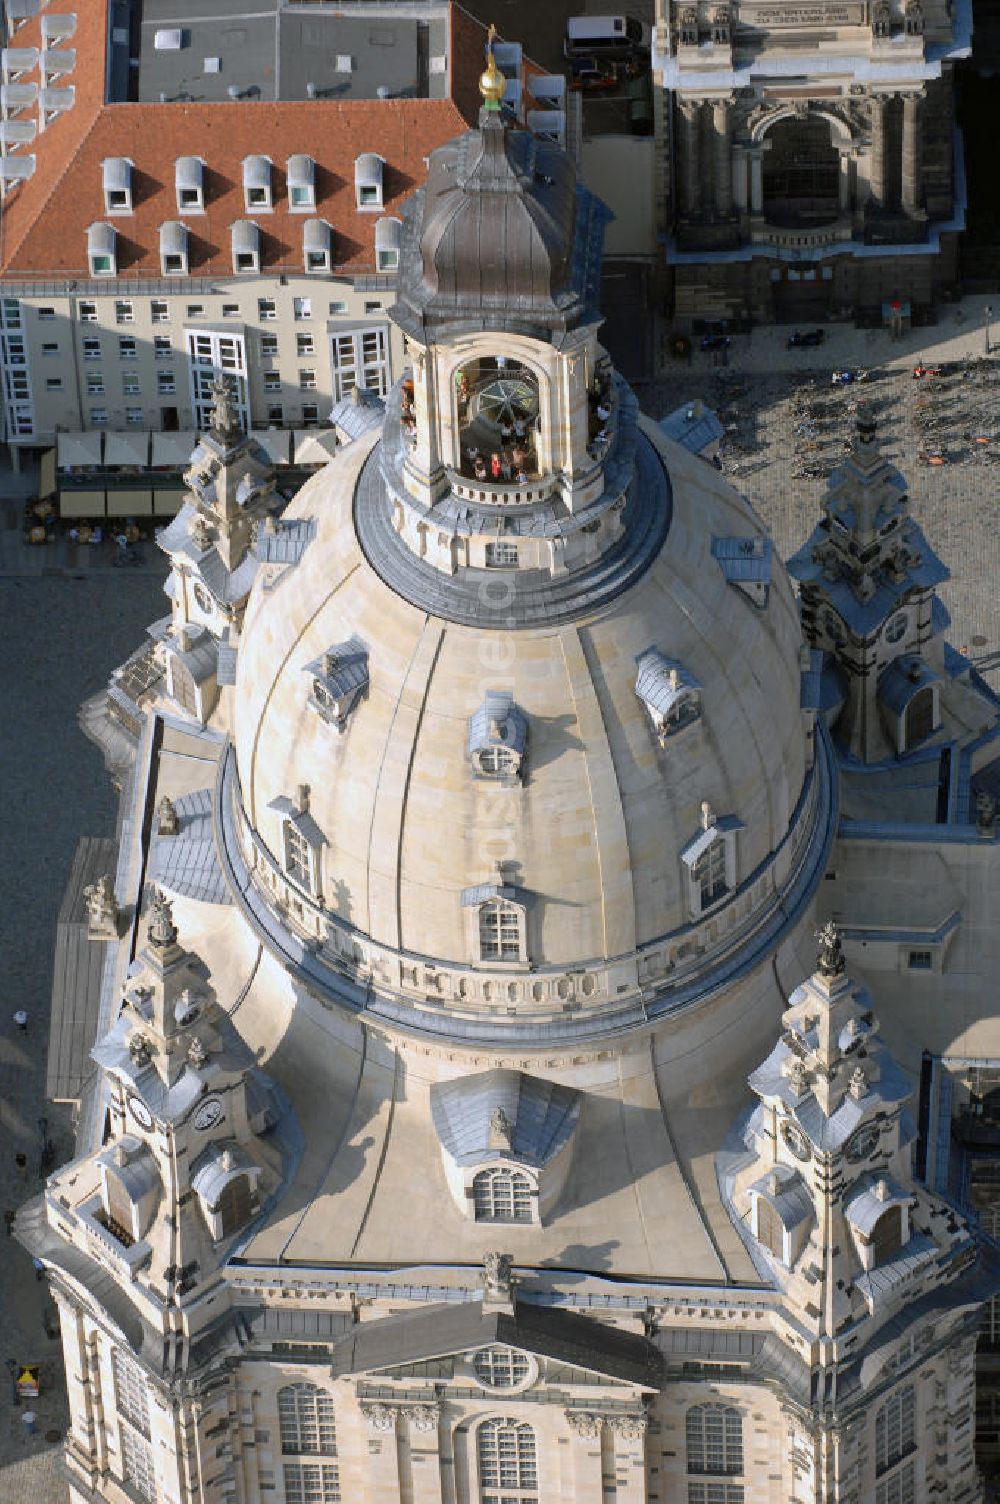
[
  {"left": 286, "top": 154, "right": 315, "bottom": 210},
  {"left": 269, "top": 787, "right": 326, "bottom": 898},
  {"left": 87, "top": 222, "right": 116, "bottom": 276},
  {"left": 175, "top": 156, "right": 204, "bottom": 212},
  {"left": 463, "top": 875, "right": 529, "bottom": 967},
  {"left": 231, "top": 221, "right": 261, "bottom": 274},
  {"left": 468, "top": 691, "right": 527, "bottom": 782},
  {"left": 635, "top": 649, "right": 702, "bottom": 744},
  {"left": 303, "top": 218, "right": 333, "bottom": 273},
  {"left": 304, "top": 640, "right": 368, "bottom": 730},
  {"left": 159, "top": 221, "right": 189, "bottom": 276},
  {"left": 712, "top": 535, "right": 773, "bottom": 609},
  {"left": 375, "top": 215, "right": 402, "bottom": 272},
  {"left": 94, "top": 1135, "right": 161, "bottom": 1250},
  {"left": 748, "top": 1164, "right": 813, "bottom": 1268},
  {"left": 844, "top": 1175, "right": 911, "bottom": 1271},
  {"left": 681, "top": 803, "right": 741, "bottom": 918},
  {"left": 102, "top": 156, "right": 132, "bottom": 213},
  {"left": 242, "top": 155, "right": 272, "bottom": 211},
  {"left": 355, "top": 152, "right": 384, "bottom": 209}
]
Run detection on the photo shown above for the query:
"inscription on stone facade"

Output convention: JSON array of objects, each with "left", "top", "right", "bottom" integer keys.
[{"left": 744, "top": 3, "right": 862, "bottom": 20}]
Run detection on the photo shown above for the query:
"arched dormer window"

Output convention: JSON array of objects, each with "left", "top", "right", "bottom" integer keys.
[
  {"left": 473, "top": 1166, "right": 532, "bottom": 1222},
  {"left": 845, "top": 1175, "right": 911, "bottom": 1271},
  {"left": 681, "top": 803, "right": 741, "bottom": 919},
  {"left": 304, "top": 640, "right": 369, "bottom": 731},
  {"left": 355, "top": 152, "right": 384, "bottom": 209},
  {"left": 268, "top": 787, "right": 326, "bottom": 899},
  {"left": 686, "top": 1403, "right": 743, "bottom": 1479},
  {"left": 278, "top": 1384, "right": 339, "bottom": 1504},
  {"left": 191, "top": 1141, "right": 261, "bottom": 1241},
  {"left": 635, "top": 648, "right": 701, "bottom": 745},
  {"left": 462, "top": 878, "right": 529, "bottom": 965},
  {"left": 468, "top": 691, "right": 527, "bottom": 781},
  {"left": 374, "top": 215, "right": 402, "bottom": 271},
  {"left": 478, "top": 1418, "right": 538, "bottom": 1504}
]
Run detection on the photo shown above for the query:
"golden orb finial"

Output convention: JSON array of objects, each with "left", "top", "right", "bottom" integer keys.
[{"left": 479, "top": 23, "right": 506, "bottom": 108}]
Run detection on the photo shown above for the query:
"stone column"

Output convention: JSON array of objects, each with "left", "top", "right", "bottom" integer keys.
[
  {"left": 901, "top": 93, "right": 922, "bottom": 214},
  {"left": 838, "top": 150, "right": 852, "bottom": 212},
  {"left": 713, "top": 100, "right": 732, "bottom": 214},
  {"left": 566, "top": 1412, "right": 605, "bottom": 1503},
  {"left": 750, "top": 152, "right": 764, "bottom": 214},
  {"left": 869, "top": 96, "right": 887, "bottom": 209},
  {"left": 733, "top": 148, "right": 748, "bottom": 211},
  {"left": 679, "top": 99, "right": 701, "bottom": 215}
]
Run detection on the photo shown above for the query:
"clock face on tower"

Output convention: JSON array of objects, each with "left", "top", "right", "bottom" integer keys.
[
  {"left": 845, "top": 1123, "right": 880, "bottom": 1162},
  {"left": 127, "top": 1095, "right": 153, "bottom": 1130},
  {"left": 781, "top": 1120, "right": 811, "bottom": 1161},
  {"left": 193, "top": 1097, "right": 224, "bottom": 1131}
]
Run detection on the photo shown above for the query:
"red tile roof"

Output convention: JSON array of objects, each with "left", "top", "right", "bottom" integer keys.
[{"left": 0, "top": 2, "right": 489, "bottom": 280}]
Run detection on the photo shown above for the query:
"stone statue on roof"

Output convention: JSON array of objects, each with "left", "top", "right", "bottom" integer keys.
[
  {"left": 816, "top": 919, "right": 845, "bottom": 978},
  {"left": 84, "top": 873, "right": 119, "bottom": 939},
  {"left": 483, "top": 1250, "right": 513, "bottom": 1300},
  {"left": 208, "top": 377, "right": 241, "bottom": 442},
  {"left": 147, "top": 887, "right": 178, "bottom": 949}
]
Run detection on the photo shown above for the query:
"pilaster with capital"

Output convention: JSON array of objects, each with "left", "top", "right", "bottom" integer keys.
[
  {"left": 359, "top": 1401, "right": 401, "bottom": 1504},
  {"left": 712, "top": 100, "right": 733, "bottom": 215},
  {"left": 406, "top": 1404, "right": 444, "bottom": 1504},
  {"left": 901, "top": 92, "right": 923, "bottom": 215},
  {"left": 678, "top": 99, "right": 702, "bottom": 216},
  {"left": 565, "top": 1411, "right": 605, "bottom": 1502},
  {"left": 869, "top": 96, "right": 887, "bottom": 209},
  {"left": 610, "top": 1412, "right": 649, "bottom": 1501}
]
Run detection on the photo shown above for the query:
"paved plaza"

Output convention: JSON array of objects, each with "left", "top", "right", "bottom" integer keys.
[{"left": 0, "top": 294, "right": 996, "bottom": 1503}]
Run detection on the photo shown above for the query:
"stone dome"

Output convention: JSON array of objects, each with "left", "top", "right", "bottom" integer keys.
[{"left": 228, "top": 420, "right": 825, "bottom": 1030}]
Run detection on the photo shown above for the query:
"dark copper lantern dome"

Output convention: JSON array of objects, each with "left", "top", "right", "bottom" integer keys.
[{"left": 391, "top": 66, "right": 611, "bottom": 343}]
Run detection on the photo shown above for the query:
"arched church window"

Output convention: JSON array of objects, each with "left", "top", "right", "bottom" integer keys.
[
  {"left": 875, "top": 1386, "right": 916, "bottom": 1483},
  {"left": 905, "top": 687, "right": 935, "bottom": 748},
  {"left": 113, "top": 1350, "right": 155, "bottom": 1502},
  {"left": 278, "top": 1384, "right": 339, "bottom": 1504},
  {"left": 477, "top": 1418, "right": 538, "bottom": 1504},
  {"left": 686, "top": 1403, "right": 743, "bottom": 1476},
  {"left": 472, "top": 1166, "right": 532, "bottom": 1223},
  {"left": 872, "top": 1205, "right": 903, "bottom": 1265},
  {"left": 216, "top": 1173, "right": 252, "bottom": 1237},
  {"left": 692, "top": 835, "right": 728, "bottom": 908}
]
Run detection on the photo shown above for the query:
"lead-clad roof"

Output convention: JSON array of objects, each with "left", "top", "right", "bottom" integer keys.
[{"left": 392, "top": 110, "right": 611, "bottom": 342}]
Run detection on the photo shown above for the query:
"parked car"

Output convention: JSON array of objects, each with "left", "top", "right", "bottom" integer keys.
[{"left": 787, "top": 329, "right": 826, "bottom": 349}]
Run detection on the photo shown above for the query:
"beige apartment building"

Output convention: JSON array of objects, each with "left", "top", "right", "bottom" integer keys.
[{"left": 0, "top": 0, "right": 490, "bottom": 494}]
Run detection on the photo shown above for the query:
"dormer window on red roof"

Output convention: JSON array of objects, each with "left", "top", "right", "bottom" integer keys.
[{"left": 242, "top": 155, "right": 272, "bottom": 212}]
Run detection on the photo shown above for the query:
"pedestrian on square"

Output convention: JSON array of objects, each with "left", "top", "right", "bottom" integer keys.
[
  {"left": 21, "top": 1411, "right": 37, "bottom": 1439},
  {"left": 13, "top": 1009, "right": 27, "bottom": 1032},
  {"left": 4, "top": 1208, "right": 15, "bottom": 1237},
  {"left": 32, "top": 1257, "right": 45, "bottom": 1282},
  {"left": 15, "top": 1152, "right": 27, "bottom": 1181}
]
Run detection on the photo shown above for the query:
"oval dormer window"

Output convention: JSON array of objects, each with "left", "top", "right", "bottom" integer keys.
[
  {"left": 781, "top": 1121, "right": 811, "bottom": 1161},
  {"left": 473, "top": 1346, "right": 531, "bottom": 1390},
  {"left": 885, "top": 613, "right": 907, "bottom": 645}
]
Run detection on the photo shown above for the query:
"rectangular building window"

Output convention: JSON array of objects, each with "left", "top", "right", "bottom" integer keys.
[
  {"left": 293, "top": 296, "right": 312, "bottom": 320},
  {"left": 150, "top": 299, "right": 169, "bottom": 324},
  {"left": 283, "top": 1464, "right": 340, "bottom": 1504},
  {"left": 187, "top": 304, "right": 206, "bottom": 319},
  {"left": 908, "top": 951, "right": 932, "bottom": 971},
  {"left": 79, "top": 300, "right": 98, "bottom": 322},
  {"left": 115, "top": 300, "right": 134, "bottom": 324},
  {"left": 157, "top": 371, "right": 176, "bottom": 395},
  {"left": 154, "top": 336, "right": 172, "bottom": 360},
  {"left": 122, "top": 372, "right": 141, "bottom": 395},
  {"left": 45, "top": 377, "right": 63, "bottom": 391},
  {"left": 1, "top": 299, "right": 21, "bottom": 328},
  {"left": 328, "top": 300, "right": 347, "bottom": 316},
  {"left": 298, "top": 370, "right": 316, "bottom": 390},
  {"left": 258, "top": 298, "right": 277, "bottom": 321},
  {"left": 90, "top": 407, "right": 109, "bottom": 425},
  {"left": 86, "top": 373, "right": 105, "bottom": 395},
  {"left": 119, "top": 337, "right": 137, "bottom": 360},
  {"left": 264, "top": 372, "right": 281, "bottom": 392},
  {"left": 328, "top": 326, "right": 389, "bottom": 401},
  {"left": 37, "top": 306, "right": 55, "bottom": 320},
  {"left": 364, "top": 301, "right": 382, "bottom": 314},
  {"left": 301, "top": 403, "right": 319, "bottom": 424},
  {"left": 41, "top": 343, "right": 58, "bottom": 355},
  {"left": 296, "top": 333, "right": 314, "bottom": 356},
  {"left": 485, "top": 542, "right": 519, "bottom": 568},
  {"left": 261, "top": 333, "right": 278, "bottom": 357},
  {"left": 125, "top": 406, "right": 144, "bottom": 425},
  {"left": 267, "top": 403, "right": 283, "bottom": 424},
  {"left": 222, "top": 303, "right": 240, "bottom": 318},
  {"left": 83, "top": 338, "right": 102, "bottom": 360}
]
